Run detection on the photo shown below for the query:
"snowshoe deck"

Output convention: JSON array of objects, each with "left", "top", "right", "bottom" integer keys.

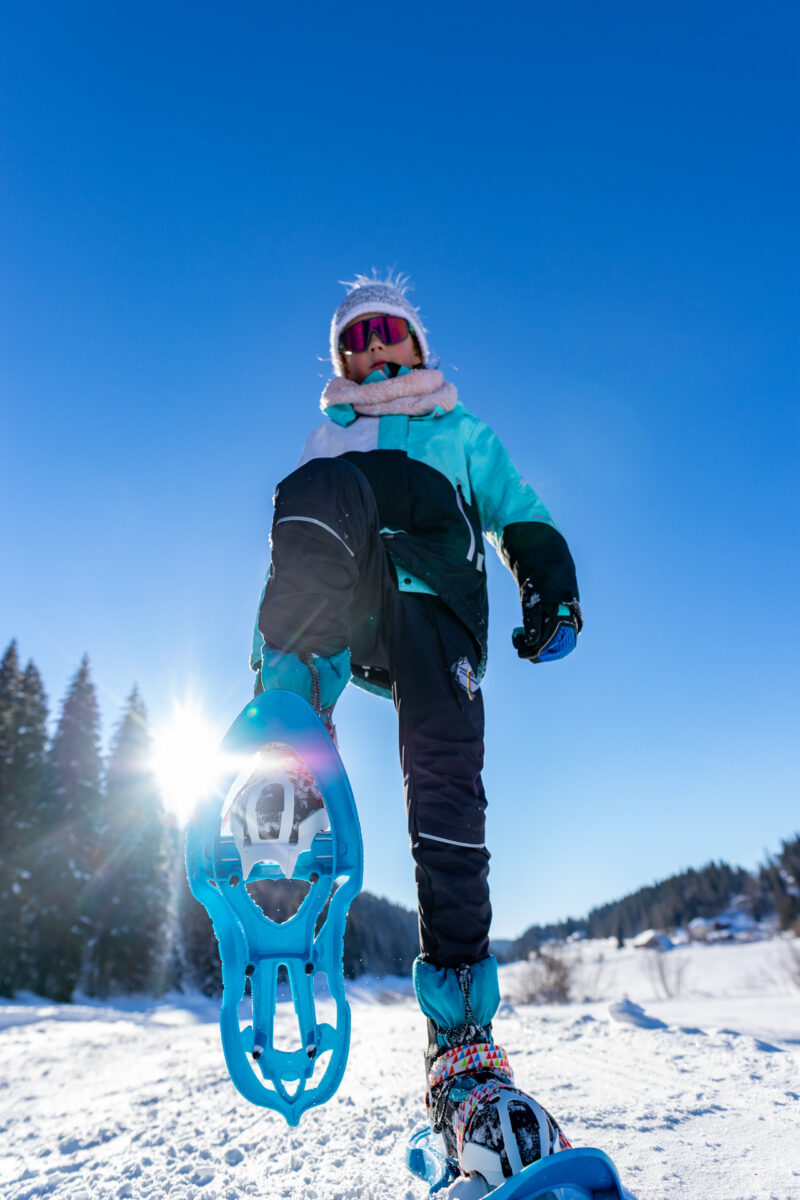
[
  {"left": 407, "top": 1126, "right": 624, "bottom": 1199},
  {"left": 185, "top": 690, "right": 362, "bottom": 1125}
]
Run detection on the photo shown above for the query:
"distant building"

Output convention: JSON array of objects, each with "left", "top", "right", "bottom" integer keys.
[{"left": 632, "top": 929, "right": 673, "bottom": 951}]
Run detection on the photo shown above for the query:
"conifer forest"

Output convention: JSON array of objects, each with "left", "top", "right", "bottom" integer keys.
[
  {"left": 0, "top": 639, "right": 420, "bottom": 1001},
  {"left": 0, "top": 638, "right": 797, "bottom": 1003}
]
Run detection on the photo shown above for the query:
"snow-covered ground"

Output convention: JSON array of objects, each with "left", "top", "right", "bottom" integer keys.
[{"left": 2, "top": 938, "right": 799, "bottom": 1200}]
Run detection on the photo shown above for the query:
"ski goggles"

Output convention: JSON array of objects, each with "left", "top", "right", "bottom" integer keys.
[{"left": 338, "top": 314, "right": 411, "bottom": 355}]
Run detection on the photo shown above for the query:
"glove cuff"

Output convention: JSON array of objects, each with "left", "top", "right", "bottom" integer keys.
[{"left": 566, "top": 599, "right": 584, "bottom": 633}]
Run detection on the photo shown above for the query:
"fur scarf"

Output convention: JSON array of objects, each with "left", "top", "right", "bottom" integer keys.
[{"left": 320, "top": 368, "right": 457, "bottom": 418}]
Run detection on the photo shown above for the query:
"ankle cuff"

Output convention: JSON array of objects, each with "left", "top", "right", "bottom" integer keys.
[
  {"left": 260, "top": 646, "right": 350, "bottom": 711},
  {"left": 413, "top": 956, "right": 500, "bottom": 1033}
]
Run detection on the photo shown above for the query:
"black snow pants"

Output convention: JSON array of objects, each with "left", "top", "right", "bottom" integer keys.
[{"left": 257, "top": 457, "right": 491, "bottom": 968}]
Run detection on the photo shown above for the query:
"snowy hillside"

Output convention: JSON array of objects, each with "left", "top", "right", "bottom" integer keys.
[{"left": 2, "top": 938, "right": 799, "bottom": 1200}]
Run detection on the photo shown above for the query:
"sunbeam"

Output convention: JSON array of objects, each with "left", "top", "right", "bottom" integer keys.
[{"left": 150, "top": 701, "right": 225, "bottom": 824}]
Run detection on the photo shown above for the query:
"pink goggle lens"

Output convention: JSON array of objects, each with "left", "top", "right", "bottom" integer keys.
[{"left": 339, "top": 315, "right": 410, "bottom": 354}]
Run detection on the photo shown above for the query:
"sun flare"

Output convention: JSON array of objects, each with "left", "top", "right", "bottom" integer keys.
[{"left": 151, "top": 701, "right": 225, "bottom": 823}]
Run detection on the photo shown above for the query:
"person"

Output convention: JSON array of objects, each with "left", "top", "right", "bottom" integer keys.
[{"left": 250, "top": 273, "right": 581, "bottom": 1190}]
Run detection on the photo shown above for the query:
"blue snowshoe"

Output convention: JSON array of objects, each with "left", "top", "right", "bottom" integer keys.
[
  {"left": 185, "top": 689, "right": 363, "bottom": 1125},
  {"left": 407, "top": 1126, "right": 624, "bottom": 1199}
]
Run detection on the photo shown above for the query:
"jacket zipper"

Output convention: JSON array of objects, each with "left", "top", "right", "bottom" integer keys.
[{"left": 456, "top": 482, "right": 476, "bottom": 562}]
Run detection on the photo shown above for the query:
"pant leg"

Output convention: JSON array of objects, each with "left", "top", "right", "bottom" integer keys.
[
  {"left": 390, "top": 595, "right": 491, "bottom": 968},
  {"left": 259, "top": 465, "right": 491, "bottom": 966},
  {"left": 258, "top": 456, "right": 394, "bottom": 664}
]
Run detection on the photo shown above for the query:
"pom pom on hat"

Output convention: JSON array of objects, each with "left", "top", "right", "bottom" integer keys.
[{"left": 330, "top": 270, "right": 430, "bottom": 377}]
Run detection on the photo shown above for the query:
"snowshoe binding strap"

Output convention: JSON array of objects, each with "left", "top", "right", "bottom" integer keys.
[
  {"left": 428, "top": 1042, "right": 513, "bottom": 1093},
  {"left": 456, "top": 1079, "right": 518, "bottom": 1165},
  {"left": 185, "top": 689, "right": 363, "bottom": 1125},
  {"left": 426, "top": 1041, "right": 513, "bottom": 1144}
]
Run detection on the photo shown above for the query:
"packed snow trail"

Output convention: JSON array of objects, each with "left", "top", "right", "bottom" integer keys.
[{"left": 2, "top": 945, "right": 799, "bottom": 1200}]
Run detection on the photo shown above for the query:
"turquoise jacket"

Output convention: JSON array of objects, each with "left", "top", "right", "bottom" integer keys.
[{"left": 253, "top": 399, "right": 579, "bottom": 697}]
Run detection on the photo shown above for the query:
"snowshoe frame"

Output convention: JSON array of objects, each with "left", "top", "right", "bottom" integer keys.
[{"left": 185, "top": 690, "right": 363, "bottom": 1125}]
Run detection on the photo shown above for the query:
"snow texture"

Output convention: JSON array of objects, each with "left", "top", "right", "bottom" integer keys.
[{"left": 1, "top": 940, "right": 799, "bottom": 1199}]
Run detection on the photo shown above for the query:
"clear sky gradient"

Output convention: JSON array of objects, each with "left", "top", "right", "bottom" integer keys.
[{"left": 2, "top": 2, "right": 798, "bottom": 936}]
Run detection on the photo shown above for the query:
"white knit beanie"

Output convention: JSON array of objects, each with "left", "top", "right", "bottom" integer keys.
[{"left": 330, "top": 272, "right": 430, "bottom": 377}]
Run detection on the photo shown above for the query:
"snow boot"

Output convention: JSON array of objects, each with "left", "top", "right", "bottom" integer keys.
[{"left": 413, "top": 956, "right": 570, "bottom": 1194}]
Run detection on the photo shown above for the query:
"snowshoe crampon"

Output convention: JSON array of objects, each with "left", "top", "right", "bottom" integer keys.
[
  {"left": 407, "top": 1126, "right": 624, "bottom": 1200},
  {"left": 185, "top": 690, "right": 363, "bottom": 1124}
]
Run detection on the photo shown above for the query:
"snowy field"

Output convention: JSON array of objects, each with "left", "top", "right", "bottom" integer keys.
[{"left": 2, "top": 938, "right": 799, "bottom": 1200}]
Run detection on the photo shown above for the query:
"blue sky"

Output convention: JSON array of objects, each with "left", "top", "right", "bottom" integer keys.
[{"left": 2, "top": 2, "right": 798, "bottom": 936}]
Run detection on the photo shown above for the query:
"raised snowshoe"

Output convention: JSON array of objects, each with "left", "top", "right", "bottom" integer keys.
[{"left": 185, "top": 649, "right": 361, "bottom": 1125}]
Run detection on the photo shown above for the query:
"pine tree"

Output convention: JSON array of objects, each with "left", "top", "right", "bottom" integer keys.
[
  {"left": 13, "top": 662, "right": 50, "bottom": 827},
  {"left": 29, "top": 656, "right": 103, "bottom": 1001},
  {"left": 0, "top": 641, "right": 22, "bottom": 996},
  {"left": 0, "top": 640, "right": 20, "bottom": 803},
  {"left": 7, "top": 660, "right": 50, "bottom": 993},
  {"left": 85, "top": 687, "right": 172, "bottom": 997},
  {"left": 0, "top": 647, "right": 50, "bottom": 996}
]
